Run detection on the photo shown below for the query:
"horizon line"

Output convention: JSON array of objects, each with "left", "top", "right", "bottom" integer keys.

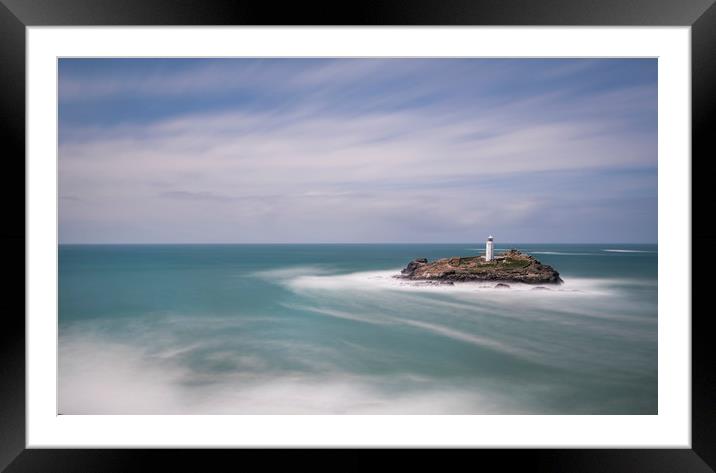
[{"left": 58, "top": 241, "right": 659, "bottom": 246}]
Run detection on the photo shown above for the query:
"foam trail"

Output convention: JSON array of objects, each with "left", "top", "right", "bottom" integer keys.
[
  {"left": 286, "top": 304, "right": 392, "bottom": 326},
  {"left": 59, "top": 334, "right": 523, "bottom": 414},
  {"left": 531, "top": 251, "right": 595, "bottom": 255},
  {"left": 252, "top": 265, "right": 336, "bottom": 280},
  {"left": 285, "top": 268, "right": 620, "bottom": 297},
  {"left": 398, "top": 318, "right": 537, "bottom": 359},
  {"left": 602, "top": 249, "right": 655, "bottom": 253},
  {"left": 290, "top": 302, "right": 540, "bottom": 361}
]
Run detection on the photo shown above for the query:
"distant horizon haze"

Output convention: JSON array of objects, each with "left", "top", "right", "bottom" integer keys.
[{"left": 57, "top": 241, "right": 658, "bottom": 245}]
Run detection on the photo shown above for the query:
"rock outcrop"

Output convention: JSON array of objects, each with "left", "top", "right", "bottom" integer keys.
[{"left": 398, "top": 249, "right": 563, "bottom": 284}]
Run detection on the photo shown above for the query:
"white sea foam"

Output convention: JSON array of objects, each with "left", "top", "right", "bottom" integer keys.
[
  {"left": 531, "top": 251, "right": 595, "bottom": 256},
  {"left": 285, "top": 302, "right": 540, "bottom": 360},
  {"left": 287, "top": 304, "right": 392, "bottom": 326},
  {"left": 602, "top": 249, "right": 655, "bottom": 253},
  {"left": 58, "top": 305, "right": 655, "bottom": 415},
  {"left": 284, "top": 268, "right": 619, "bottom": 297},
  {"left": 59, "top": 334, "right": 518, "bottom": 414},
  {"left": 397, "top": 318, "right": 537, "bottom": 359},
  {"left": 252, "top": 265, "right": 335, "bottom": 280}
]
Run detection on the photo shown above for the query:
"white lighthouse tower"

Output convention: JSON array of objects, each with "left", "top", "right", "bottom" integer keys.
[{"left": 485, "top": 235, "right": 495, "bottom": 261}]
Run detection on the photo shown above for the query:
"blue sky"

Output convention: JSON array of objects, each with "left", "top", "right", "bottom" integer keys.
[{"left": 58, "top": 58, "right": 657, "bottom": 243}]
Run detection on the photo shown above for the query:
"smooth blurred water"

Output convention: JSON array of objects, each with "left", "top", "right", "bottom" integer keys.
[{"left": 59, "top": 243, "right": 657, "bottom": 414}]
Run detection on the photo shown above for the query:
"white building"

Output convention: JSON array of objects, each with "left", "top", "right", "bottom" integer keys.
[{"left": 485, "top": 235, "right": 495, "bottom": 261}]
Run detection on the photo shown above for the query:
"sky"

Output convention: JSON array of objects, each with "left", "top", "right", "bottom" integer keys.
[{"left": 58, "top": 58, "right": 657, "bottom": 244}]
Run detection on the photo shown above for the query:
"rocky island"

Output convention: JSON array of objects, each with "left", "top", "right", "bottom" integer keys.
[{"left": 398, "top": 249, "right": 563, "bottom": 285}]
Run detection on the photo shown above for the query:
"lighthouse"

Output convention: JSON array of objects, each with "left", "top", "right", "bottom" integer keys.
[{"left": 485, "top": 235, "right": 495, "bottom": 261}]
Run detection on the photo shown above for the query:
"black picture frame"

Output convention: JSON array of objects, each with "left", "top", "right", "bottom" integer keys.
[{"left": 1, "top": 0, "right": 713, "bottom": 471}]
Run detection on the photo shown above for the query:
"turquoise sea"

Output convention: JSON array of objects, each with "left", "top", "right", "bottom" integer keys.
[{"left": 59, "top": 243, "right": 657, "bottom": 414}]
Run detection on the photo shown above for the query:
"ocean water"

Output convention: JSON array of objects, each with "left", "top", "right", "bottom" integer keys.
[{"left": 58, "top": 243, "right": 657, "bottom": 414}]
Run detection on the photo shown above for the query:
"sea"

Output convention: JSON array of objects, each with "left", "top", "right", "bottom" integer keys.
[{"left": 58, "top": 243, "right": 657, "bottom": 414}]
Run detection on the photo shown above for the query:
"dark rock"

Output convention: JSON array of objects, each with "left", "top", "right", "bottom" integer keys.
[
  {"left": 400, "top": 258, "right": 428, "bottom": 277},
  {"left": 532, "top": 286, "right": 551, "bottom": 291},
  {"left": 495, "top": 283, "right": 511, "bottom": 288},
  {"left": 413, "top": 280, "right": 454, "bottom": 286}
]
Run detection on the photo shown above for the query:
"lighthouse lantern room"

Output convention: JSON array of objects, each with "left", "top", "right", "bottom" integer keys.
[{"left": 485, "top": 235, "right": 495, "bottom": 262}]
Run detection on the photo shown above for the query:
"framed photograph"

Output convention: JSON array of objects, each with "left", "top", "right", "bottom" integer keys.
[{"left": 2, "top": 0, "right": 713, "bottom": 470}]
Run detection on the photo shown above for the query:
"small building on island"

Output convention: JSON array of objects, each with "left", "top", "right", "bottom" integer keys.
[
  {"left": 485, "top": 235, "right": 495, "bottom": 262},
  {"left": 399, "top": 233, "right": 563, "bottom": 284}
]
